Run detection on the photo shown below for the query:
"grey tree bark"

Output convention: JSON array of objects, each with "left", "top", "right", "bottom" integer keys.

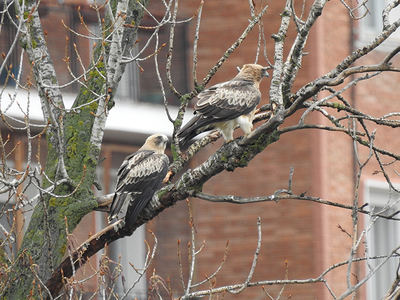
[{"left": 3, "top": 0, "right": 149, "bottom": 298}]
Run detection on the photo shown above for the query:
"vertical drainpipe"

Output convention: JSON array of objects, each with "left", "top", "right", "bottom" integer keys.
[
  {"left": 311, "top": 12, "right": 329, "bottom": 300},
  {"left": 348, "top": 0, "right": 357, "bottom": 194},
  {"left": 348, "top": 9, "right": 360, "bottom": 298}
]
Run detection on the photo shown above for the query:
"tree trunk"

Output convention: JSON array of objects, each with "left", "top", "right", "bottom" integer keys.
[{"left": 3, "top": 0, "right": 149, "bottom": 298}]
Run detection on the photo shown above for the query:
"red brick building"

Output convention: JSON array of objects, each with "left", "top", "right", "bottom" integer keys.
[{"left": 1, "top": 0, "right": 400, "bottom": 299}]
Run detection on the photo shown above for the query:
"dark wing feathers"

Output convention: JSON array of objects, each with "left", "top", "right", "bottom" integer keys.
[
  {"left": 195, "top": 79, "right": 260, "bottom": 119},
  {"left": 114, "top": 151, "right": 152, "bottom": 188},
  {"left": 109, "top": 150, "right": 169, "bottom": 225},
  {"left": 177, "top": 79, "right": 260, "bottom": 145}
]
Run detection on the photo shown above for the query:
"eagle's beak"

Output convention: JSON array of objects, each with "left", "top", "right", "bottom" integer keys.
[{"left": 262, "top": 67, "right": 269, "bottom": 77}]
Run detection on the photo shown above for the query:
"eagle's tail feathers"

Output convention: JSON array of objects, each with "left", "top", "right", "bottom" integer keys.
[
  {"left": 108, "top": 192, "right": 133, "bottom": 222},
  {"left": 177, "top": 116, "right": 213, "bottom": 147}
]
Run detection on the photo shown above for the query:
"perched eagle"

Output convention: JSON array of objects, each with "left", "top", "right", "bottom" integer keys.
[
  {"left": 177, "top": 64, "right": 268, "bottom": 146},
  {"left": 108, "top": 134, "right": 169, "bottom": 226}
]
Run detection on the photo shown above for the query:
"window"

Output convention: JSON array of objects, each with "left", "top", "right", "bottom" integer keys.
[
  {"left": 117, "top": 53, "right": 141, "bottom": 101},
  {"left": 357, "top": 0, "right": 400, "bottom": 50},
  {"left": 117, "top": 22, "right": 189, "bottom": 105},
  {"left": 364, "top": 0, "right": 385, "bottom": 31},
  {"left": 136, "top": 22, "right": 189, "bottom": 105},
  {"left": 0, "top": 4, "right": 18, "bottom": 87},
  {"left": 0, "top": 158, "right": 38, "bottom": 257},
  {"left": 89, "top": 12, "right": 189, "bottom": 105},
  {"left": 364, "top": 180, "right": 400, "bottom": 300},
  {"left": 108, "top": 224, "right": 147, "bottom": 299}
]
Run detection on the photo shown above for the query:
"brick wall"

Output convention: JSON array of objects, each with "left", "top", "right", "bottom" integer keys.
[
  {"left": 146, "top": 1, "right": 321, "bottom": 299},
  {"left": 148, "top": 1, "right": 400, "bottom": 299},
  {"left": 0, "top": 1, "right": 91, "bottom": 92}
]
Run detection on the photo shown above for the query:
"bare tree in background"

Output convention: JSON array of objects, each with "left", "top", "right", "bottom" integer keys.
[{"left": 1, "top": 0, "right": 400, "bottom": 299}]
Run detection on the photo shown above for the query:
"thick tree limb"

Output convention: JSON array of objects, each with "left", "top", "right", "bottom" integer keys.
[
  {"left": 269, "top": 0, "right": 291, "bottom": 108},
  {"left": 5, "top": 1, "right": 151, "bottom": 298},
  {"left": 282, "top": 0, "right": 328, "bottom": 104},
  {"left": 15, "top": 0, "right": 67, "bottom": 180}
]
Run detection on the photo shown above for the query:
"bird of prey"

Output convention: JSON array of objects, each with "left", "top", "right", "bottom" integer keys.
[
  {"left": 109, "top": 134, "right": 169, "bottom": 226},
  {"left": 177, "top": 64, "right": 268, "bottom": 146}
]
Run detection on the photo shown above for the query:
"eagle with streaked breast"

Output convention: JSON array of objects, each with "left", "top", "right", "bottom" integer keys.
[
  {"left": 109, "top": 134, "right": 169, "bottom": 226},
  {"left": 177, "top": 64, "right": 269, "bottom": 146}
]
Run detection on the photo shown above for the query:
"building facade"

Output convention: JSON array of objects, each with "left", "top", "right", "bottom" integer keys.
[{"left": 1, "top": 0, "right": 400, "bottom": 299}]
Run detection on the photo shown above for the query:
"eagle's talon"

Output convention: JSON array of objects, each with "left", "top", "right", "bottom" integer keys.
[{"left": 163, "top": 170, "right": 174, "bottom": 184}]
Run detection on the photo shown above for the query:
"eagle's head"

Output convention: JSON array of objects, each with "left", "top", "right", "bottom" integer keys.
[
  {"left": 141, "top": 134, "right": 168, "bottom": 154},
  {"left": 237, "top": 64, "right": 269, "bottom": 82}
]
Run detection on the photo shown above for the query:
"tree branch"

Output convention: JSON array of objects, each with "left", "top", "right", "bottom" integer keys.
[
  {"left": 282, "top": 0, "right": 328, "bottom": 105},
  {"left": 46, "top": 111, "right": 285, "bottom": 297},
  {"left": 290, "top": 18, "right": 400, "bottom": 111},
  {"left": 269, "top": 0, "right": 291, "bottom": 108}
]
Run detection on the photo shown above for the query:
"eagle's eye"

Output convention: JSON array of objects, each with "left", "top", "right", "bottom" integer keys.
[{"left": 155, "top": 136, "right": 163, "bottom": 144}]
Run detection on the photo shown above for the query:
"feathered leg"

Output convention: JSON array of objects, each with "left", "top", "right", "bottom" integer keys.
[
  {"left": 238, "top": 109, "right": 256, "bottom": 137},
  {"left": 216, "top": 120, "right": 235, "bottom": 142}
]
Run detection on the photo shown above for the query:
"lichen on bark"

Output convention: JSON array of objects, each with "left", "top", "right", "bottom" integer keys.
[{"left": 3, "top": 0, "right": 150, "bottom": 298}]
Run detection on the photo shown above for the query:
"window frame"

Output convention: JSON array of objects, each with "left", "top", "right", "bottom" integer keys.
[
  {"left": 356, "top": 0, "right": 400, "bottom": 52},
  {"left": 364, "top": 179, "right": 400, "bottom": 300}
]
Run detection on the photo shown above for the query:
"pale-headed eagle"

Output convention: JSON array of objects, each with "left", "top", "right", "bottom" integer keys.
[
  {"left": 109, "top": 134, "right": 169, "bottom": 226},
  {"left": 177, "top": 64, "right": 268, "bottom": 146}
]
